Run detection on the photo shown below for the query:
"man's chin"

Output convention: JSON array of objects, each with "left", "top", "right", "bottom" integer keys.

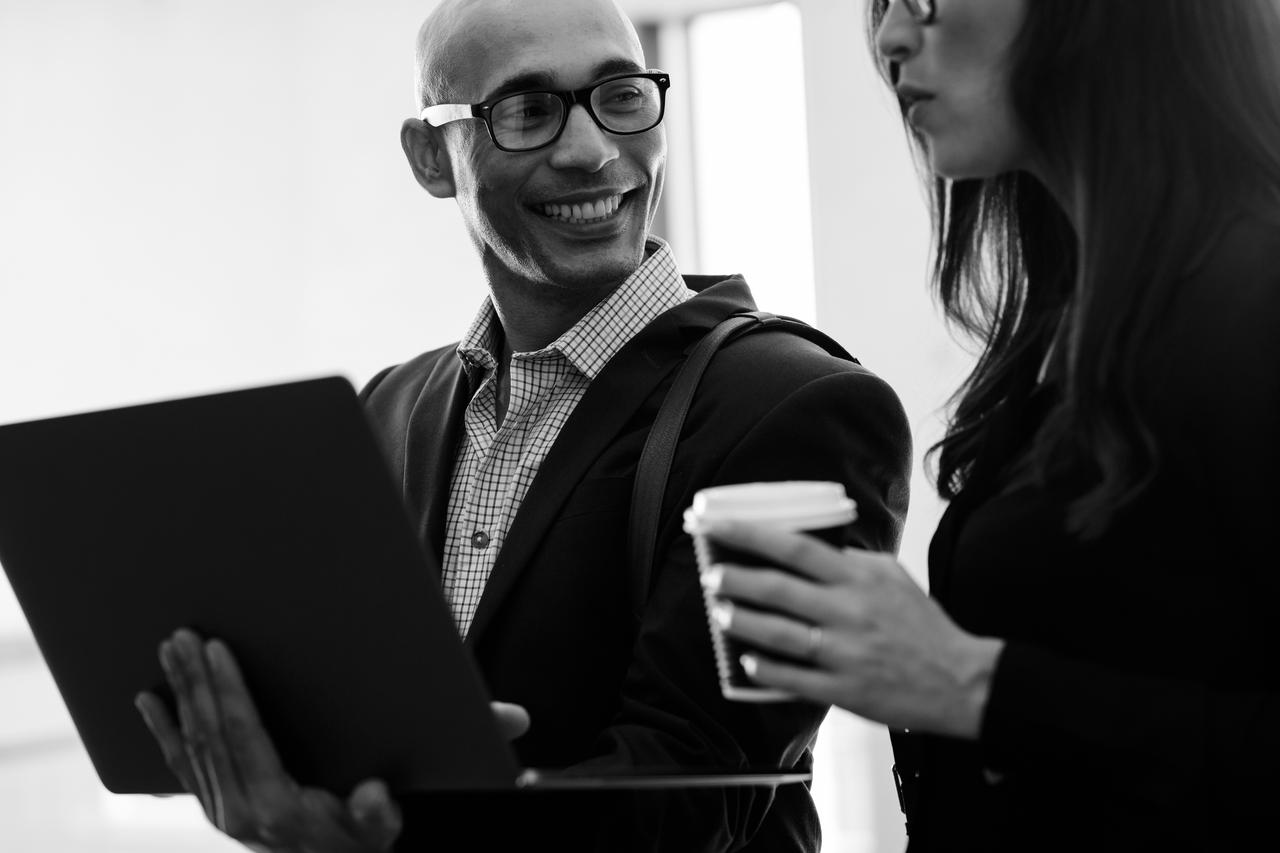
[
  {"left": 536, "top": 253, "right": 646, "bottom": 295},
  {"left": 522, "top": 233, "right": 650, "bottom": 294}
]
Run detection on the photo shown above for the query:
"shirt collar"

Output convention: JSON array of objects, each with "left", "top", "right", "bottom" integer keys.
[
  {"left": 456, "top": 300, "right": 502, "bottom": 375},
  {"left": 455, "top": 237, "right": 693, "bottom": 380}
]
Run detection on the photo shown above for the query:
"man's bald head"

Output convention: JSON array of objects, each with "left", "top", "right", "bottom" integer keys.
[
  {"left": 412, "top": 0, "right": 472, "bottom": 108},
  {"left": 402, "top": 0, "right": 666, "bottom": 298},
  {"left": 413, "top": 0, "right": 644, "bottom": 109}
]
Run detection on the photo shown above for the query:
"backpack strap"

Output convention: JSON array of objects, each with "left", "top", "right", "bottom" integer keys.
[{"left": 625, "top": 311, "right": 856, "bottom": 623}]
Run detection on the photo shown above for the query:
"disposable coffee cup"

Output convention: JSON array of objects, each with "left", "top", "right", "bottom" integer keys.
[{"left": 683, "top": 481, "right": 857, "bottom": 702}]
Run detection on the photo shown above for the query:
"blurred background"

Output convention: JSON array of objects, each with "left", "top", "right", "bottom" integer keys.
[{"left": 0, "top": 0, "right": 971, "bottom": 850}]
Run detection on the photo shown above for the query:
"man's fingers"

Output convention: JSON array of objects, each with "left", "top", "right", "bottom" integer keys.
[
  {"left": 134, "top": 690, "right": 203, "bottom": 797},
  {"left": 205, "top": 638, "right": 294, "bottom": 799},
  {"left": 161, "top": 638, "right": 218, "bottom": 821},
  {"left": 152, "top": 634, "right": 381, "bottom": 851},
  {"left": 171, "top": 630, "right": 244, "bottom": 830},
  {"left": 347, "top": 778, "right": 403, "bottom": 850},
  {"left": 491, "top": 701, "right": 531, "bottom": 740}
]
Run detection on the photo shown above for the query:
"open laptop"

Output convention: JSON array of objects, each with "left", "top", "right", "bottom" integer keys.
[{"left": 0, "top": 376, "right": 810, "bottom": 795}]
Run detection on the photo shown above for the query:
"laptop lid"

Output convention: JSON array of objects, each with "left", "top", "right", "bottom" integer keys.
[{"left": 0, "top": 377, "right": 809, "bottom": 795}]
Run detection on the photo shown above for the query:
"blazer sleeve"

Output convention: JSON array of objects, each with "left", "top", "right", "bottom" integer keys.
[
  {"left": 579, "top": 365, "right": 912, "bottom": 851},
  {"left": 977, "top": 259, "right": 1280, "bottom": 819}
]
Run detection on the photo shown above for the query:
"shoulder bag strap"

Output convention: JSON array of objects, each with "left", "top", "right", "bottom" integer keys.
[{"left": 625, "top": 310, "right": 856, "bottom": 623}]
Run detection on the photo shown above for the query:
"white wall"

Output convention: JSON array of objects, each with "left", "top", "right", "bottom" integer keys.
[{"left": 0, "top": 0, "right": 480, "bottom": 429}]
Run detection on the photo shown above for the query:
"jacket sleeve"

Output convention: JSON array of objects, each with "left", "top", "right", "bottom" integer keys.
[
  {"left": 579, "top": 365, "right": 912, "bottom": 851},
  {"left": 978, "top": 260, "right": 1280, "bottom": 821}
]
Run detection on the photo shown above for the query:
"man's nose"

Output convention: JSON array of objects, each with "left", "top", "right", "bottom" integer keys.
[
  {"left": 547, "top": 104, "right": 620, "bottom": 172},
  {"left": 876, "top": 0, "right": 922, "bottom": 65}
]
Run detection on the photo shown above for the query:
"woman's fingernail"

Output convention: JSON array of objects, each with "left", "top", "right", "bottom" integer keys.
[
  {"left": 711, "top": 601, "right": 734, "bottom": 630},
  {"left": 699, "top": 565, "right": 724, "bottom": 593},
  {"left": 740, "top": 654, "right": 758, "bottom": 677}
]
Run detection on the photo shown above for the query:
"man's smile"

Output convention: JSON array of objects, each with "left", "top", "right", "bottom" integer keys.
[
  {"left": 538, "top": 192, "right": 624, "bottom": 223},
  {"left": 528, "top": 187, "right": 641, "bottom": 227}
]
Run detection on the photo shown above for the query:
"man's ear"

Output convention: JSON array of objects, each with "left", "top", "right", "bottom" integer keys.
[{"left": 401, "top": 118, "right": 456, "bottom": 198}]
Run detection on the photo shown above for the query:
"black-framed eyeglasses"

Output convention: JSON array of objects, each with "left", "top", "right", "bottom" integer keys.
[
  {"left": 901, "top": 0, "right": 936, "bottom": 24},
  {"left": 421, "top": 71, "right": 671, "bottom": 153}
]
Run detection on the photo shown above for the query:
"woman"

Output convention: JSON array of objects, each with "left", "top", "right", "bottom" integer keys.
[{"left": 701, "top": 0, "right": 1280, "bottom": 849}]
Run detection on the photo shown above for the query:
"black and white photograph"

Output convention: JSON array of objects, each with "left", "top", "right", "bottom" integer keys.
[{"left": 2, "top": 1, "right": 1277, "bottom": 851}]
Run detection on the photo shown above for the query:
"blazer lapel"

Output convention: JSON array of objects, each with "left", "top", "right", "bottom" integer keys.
[
  {"left": 401, "top": 356, "right": 473, "bottom": 569},
  {"left": 464, "top": 276, "right": 756, "bottom": 646}
]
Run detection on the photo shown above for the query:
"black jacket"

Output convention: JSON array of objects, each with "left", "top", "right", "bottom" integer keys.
[
  {"left": 894, "top": 216, "right": 1280, "bottom": 851},
  {"left": 361, "top": 275, "right": 912, "bottom": 852}
]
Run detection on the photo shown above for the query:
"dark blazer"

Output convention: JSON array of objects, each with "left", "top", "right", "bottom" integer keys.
[
  {"left": 360, "top": 275, "right": 912, "bottom": 852},
  {"left": 892, "top": 215, "right": 1280, "bottom": 852}
]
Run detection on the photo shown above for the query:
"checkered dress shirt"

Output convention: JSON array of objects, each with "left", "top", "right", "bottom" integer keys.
[{"left": 442, "top": 239, "right": 695, "bottom": 638}]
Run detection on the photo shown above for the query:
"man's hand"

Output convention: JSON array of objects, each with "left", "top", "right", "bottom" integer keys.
[
  {"left": 490, "top": 701, "right": 531, "bottom": 741},
  {"left": 135, "top": 629, "right": 402, "bottom": 853}
]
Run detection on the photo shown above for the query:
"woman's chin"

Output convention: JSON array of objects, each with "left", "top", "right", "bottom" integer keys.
[{"left": 927, "top": 142, "right": 1025, "bottom": 182}]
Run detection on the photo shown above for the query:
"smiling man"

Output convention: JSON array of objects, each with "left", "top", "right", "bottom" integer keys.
[{"left": 137, "top": 1, "right": 912, "bottom": 851}]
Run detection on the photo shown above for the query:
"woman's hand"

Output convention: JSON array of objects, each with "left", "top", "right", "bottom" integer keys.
[{"left": 701, "top": 522, "right": 1004, "bottom": 739}]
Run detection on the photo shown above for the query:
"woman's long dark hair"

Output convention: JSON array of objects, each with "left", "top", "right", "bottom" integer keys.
[{"left": 867, "top": 0, "right": 1280, "bottom": 537}]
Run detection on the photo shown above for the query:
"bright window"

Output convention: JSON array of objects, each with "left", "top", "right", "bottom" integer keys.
[{"left": 687, "top": 3, "right": 817, "bottom": 323}]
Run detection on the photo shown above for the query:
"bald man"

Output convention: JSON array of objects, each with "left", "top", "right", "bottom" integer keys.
[{"left": 136, "top": 1, "right": 911, "bottom": 851}]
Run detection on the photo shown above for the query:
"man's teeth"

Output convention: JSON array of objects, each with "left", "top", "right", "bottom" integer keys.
[{"left": 540, "top": 194, "right": 624, "bottom": 223}]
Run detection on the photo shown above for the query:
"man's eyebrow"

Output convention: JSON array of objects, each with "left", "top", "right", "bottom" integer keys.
[
  {"left": 482, "top": 59, "right": 648, "bottom": 102},
  {"left": 590, "top": 58, "right": 647, "bottom": 80},
  {"left": 484, "top": 71, "right": 557, "bottom": 102}
]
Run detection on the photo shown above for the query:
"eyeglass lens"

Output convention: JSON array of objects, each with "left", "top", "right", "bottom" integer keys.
[{"left": 489, "top": 76, "right": 664, "bottom": 151}]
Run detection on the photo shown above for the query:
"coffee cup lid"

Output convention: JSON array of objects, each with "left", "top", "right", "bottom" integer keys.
[{"left": 682, "top": 481, "right": 856, "bottom": 533}]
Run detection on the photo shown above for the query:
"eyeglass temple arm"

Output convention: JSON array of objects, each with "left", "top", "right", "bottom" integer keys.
[{"left": 421, "top": 103, "right": 479, "bottom": 127}]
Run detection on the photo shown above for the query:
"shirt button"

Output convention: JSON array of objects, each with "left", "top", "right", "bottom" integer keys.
[{"left": 471, "top": 531, "right": 491, "bottom": 549}]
